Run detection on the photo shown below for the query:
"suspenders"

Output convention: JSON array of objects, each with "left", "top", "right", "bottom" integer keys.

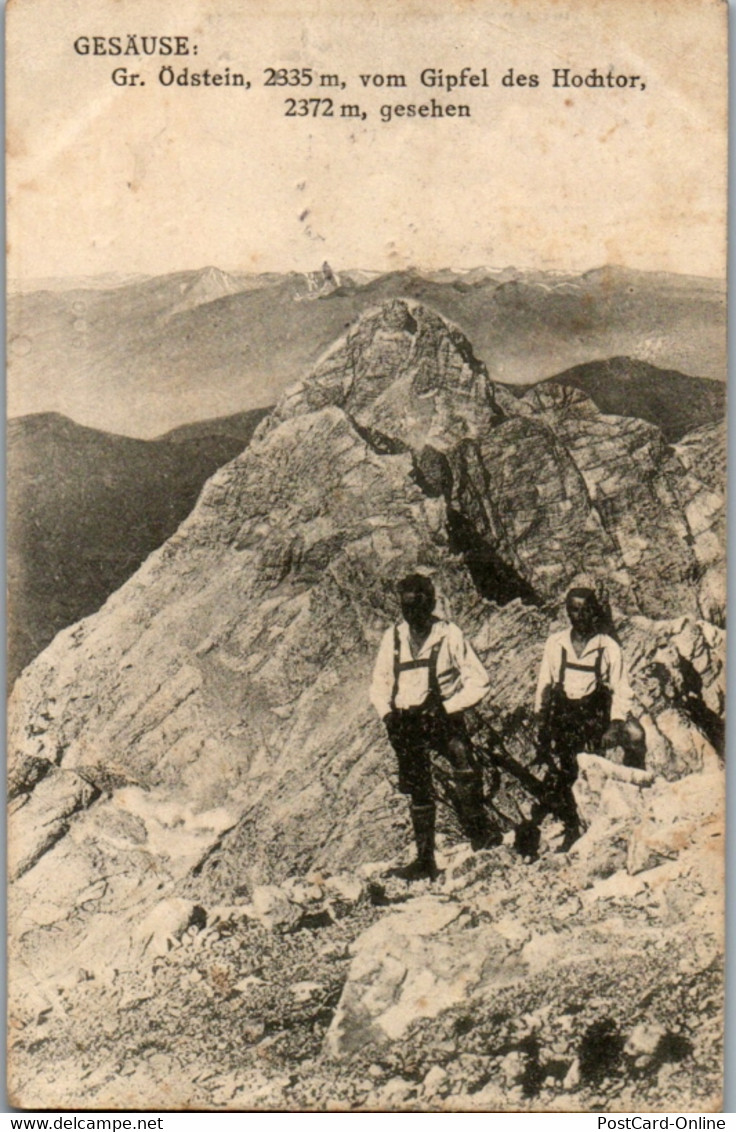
[
  {"left": 557, "top": 644, "right": 604, "bottom": 691},
  {"left": 390, "top": 626, "right": 443, "bottom": 711}
]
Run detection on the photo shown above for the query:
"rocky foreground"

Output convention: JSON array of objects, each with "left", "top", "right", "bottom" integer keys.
[
  {"left": 8, "top": 300, "right": 725, "bottom": 1109},
  {"left": 9, "top": 757, "right": 723, "bottom": 1111}
]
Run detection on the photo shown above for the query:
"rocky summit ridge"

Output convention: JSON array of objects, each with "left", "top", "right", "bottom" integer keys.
[{"left": 7, "top": 299, "right": 725, "bottom": 1110}]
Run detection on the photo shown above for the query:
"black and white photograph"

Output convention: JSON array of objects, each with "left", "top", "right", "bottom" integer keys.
[{"left": 5, "top": 0, "right": 727, "bottom": 1113}]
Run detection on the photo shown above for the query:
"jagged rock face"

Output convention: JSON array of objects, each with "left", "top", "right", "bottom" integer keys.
[
  {"left": 266, "top": 299, "right": 511, "bottom": 450},
  {"left": 8, "top": 300, "right": 724, "bottom": 1056},
  {"left": 541, "top": 410, "right": 700, "bottom": 618},
  {"left": 269, "top": 316, "right": 722, "bottom": 620},
  {"left": 487, "top": 385, "right": 711, "bottom": 618},
  {"left": 672, "top": 422, "right": 726, "bottom": 625},
  {"left": 449, "top": 416, "right": 620, "bottom": 605},
  {"left": 674, "top": 421, "right": 726, "bottom": 496}
]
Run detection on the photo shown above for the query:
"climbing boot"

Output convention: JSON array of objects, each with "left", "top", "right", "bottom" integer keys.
[
  {"left": 514, "top": 818, "right": 542, "bottom": 860},
  {"left": 388, "top": 803, "right": 439, "bottom": 881},
  {"left": 453, "top": 768, "right": 500, "bottom": 851}
]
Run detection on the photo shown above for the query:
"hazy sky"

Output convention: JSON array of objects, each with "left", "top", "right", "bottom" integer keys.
[{"left": 7, "top": 0, "right": 727, "bottom": 281}]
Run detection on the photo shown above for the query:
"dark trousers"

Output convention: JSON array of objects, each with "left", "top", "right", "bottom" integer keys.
[
  {"left": 385, "top": 707, "right": 475, "bottom": 808},
  {"left": 386, "top": 704, "right": 492, "bottom": 850},
  {"left": 538, "top": 686, "right": 610, "bottom": 836}
]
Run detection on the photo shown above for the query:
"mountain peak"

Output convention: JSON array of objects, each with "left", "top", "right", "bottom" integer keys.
[
  {"left": 268, "top": 299, "right": 511, "bottom": 450},
  {"left": 169, "top": 265, "right": 243, "bottom": 313}
]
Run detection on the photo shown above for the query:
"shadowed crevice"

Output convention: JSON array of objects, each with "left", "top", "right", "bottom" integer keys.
[{"left": 447, "top": 507, "right": 539, "bottom": 607}]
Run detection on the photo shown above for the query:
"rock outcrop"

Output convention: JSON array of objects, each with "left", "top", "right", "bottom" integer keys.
[
  {"left": 326, "top": 759, "right": 723, "bottom": 1114},
  {"left": 7, "top": 300, "right": 724, "bottom": 1110},
  {"left": 264, "top": 299, "right": 511, "bottom": 447}
]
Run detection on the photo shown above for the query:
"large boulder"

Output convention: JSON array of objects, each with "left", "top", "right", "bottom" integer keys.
[{"left": 327, "top": 896, "right": 473, "bottom": 1053}]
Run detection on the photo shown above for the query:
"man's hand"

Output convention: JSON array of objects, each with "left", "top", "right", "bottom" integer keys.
[
  {"left": 384, "top": 703, "right": 442, "bottom": 737},
  {"left": 533, "top": 706, "right": 555, "bottom": 771},
  {"left": 601, "top": 721, "right": 624, "bottom": 748},
  {"left": 384, "top": 709, "right": 411, "bottom": 739},
  {"left": 534, "top": 707, "right": 550, "bottom": 741}
]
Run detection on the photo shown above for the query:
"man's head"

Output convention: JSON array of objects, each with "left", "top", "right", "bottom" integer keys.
[
  {"left": 565, "top": 587, "right": 598, "bottom": 634},
  {"left": 397, "top": 573, "right": 436, "bottom": 628}
]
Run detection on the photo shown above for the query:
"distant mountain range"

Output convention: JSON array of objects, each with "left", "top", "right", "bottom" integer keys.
[
  {"left": 7, "top": 408, "right": 268, "bottom": 689},
  {"left": 535, "top": 356, "right": 726, "bottom": 443},
  {"left": 8, "top": 264, "right": 725, "bottom": 437}
]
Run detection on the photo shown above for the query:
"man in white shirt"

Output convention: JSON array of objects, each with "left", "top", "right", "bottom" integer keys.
[
  {"left": 534, "top": 586, "right": 645, "bottom": 849},
  {"left": 370, "top": 573, "right": 498, "bottom": 881}
]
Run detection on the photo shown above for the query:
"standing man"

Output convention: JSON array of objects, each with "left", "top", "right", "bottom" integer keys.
[
  {"left": 535, "top": 586, "right": 646, "bottom": 850},
  {"left": 370, "top": 573, "right": 497, "bottom": 881}
]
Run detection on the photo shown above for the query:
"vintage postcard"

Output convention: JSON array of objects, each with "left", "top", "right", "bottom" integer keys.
[{"left": 6, "top": 0, "right": 727, "bottom": 1112}]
